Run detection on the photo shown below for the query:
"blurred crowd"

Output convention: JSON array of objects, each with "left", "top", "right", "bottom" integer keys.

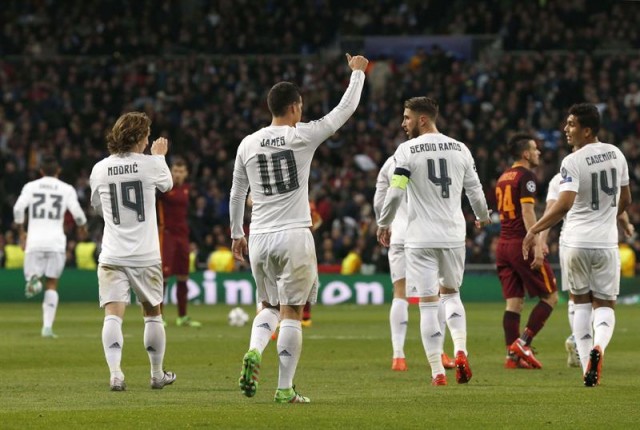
[
  {"left": 1, "top": 0, "right": 639, "bottom": 274},
  {"left": 2, "top": 1, "right": 639, "bottom": 56}
]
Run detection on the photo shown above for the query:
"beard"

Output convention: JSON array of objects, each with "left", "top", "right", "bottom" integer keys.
[{"left": 406, "top": 124, "right": 420, "bottom": 139}]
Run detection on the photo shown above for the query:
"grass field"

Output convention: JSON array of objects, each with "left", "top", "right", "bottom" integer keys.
[{"left": 1, "top": 301, "right": 639, "bottom": 429}]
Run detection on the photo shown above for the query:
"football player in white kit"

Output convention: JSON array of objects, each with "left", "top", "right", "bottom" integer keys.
[
  {"left": 377, "top": 97, "right": 491, "bottom": 386},
  {"left": 90, "top": 112, "right": 175, "bottom": 391},
  {"left": 374, "top": 155, "right": 455, "bottom": 372},
  {"left": 230, "top": 53, "right": 368, "bottom": 403},
  {"left": 524, "top": 103, "right": 631, "bottom": 386},
  {"left": 13, "top": 155, "right": 87, "bottom": 338}
]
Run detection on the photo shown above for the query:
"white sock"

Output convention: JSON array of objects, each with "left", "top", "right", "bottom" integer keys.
[
  {"left": 437, "top": 298, "right": 447, "bottom": 353},
  {"left": 277, "top": 319, "right": 302, "bottom": 390},
  {"left": 390, "top": 298, "right": 408, "bottom": 358},
  {"left": 441, "top": 292, "right": 467, "bottom": 355},
  {"left": 249, "top": 307, "right": 280, "bottom": 354},
  {"left": 419, "top": 302, "right": 444, "bottom": 377},
  {"left": 102, "top": 315, "right": 124, "bottom": 380},
  {"left": 42, "top": 289, "right": 59, "bottom": 330},
  {"left": 567, "top": 300, "right": 575, "bottom": 335},
  {"left": 573, "top": 303, "right": 593, "bottom": 372},
  {"left": 144, "top": 315, "right": 166, "bottom": 379},
  {"left": 593, "top": 306, "right": 615, "bottom": 353}
]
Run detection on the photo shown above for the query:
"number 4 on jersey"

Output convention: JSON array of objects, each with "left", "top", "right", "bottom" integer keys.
[{"left": 427, "top": 158, "right": 451, "bottom": 198}]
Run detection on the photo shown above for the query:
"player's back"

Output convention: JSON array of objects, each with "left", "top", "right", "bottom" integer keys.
[
  {"left": 90, "top": 153, "right": 172, "bottom": 266},
  {"left": 14, "top": 176, "right": 84, "bottom": 252},
  {"left": 235, "top": 125, "right": 319, "bottom": 235},
  {"left": 395, "top": 133, "right": 482, "bottom": 248},
  {"left": 496, "top": 165, "right": 537, "bottom": 241},
  {"left": 560, "top": 142, "right": 629, "bottom": 248}
]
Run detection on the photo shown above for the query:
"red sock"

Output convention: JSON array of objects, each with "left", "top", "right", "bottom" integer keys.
[
  {"left": 503, "top": 311, "right": 520, "bottom": 347},
  {"left": 177, "top": 281, "right": 188, "bottom": 317},
  {"left": 303, "top": 302, "right": 312, "bottom": 321},
  {"left": 524, "top": 301, "right": 553, "bottom": 345}
]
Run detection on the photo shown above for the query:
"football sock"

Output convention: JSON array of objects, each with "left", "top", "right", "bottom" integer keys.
[
  {"left": 523, "top": 301, "right": 554, "bottom": 345},
  {"left": 102, "top": 315, "right": 124, "bottom": 379},
  {"left": 441, "top": 292, "right": 468, "bottom": 355},
  {"left": 573, "top": 303, "right": 593, "bottom": 372},
  {"left": 277, "top": 319, "right": 302, "bottom": 389},
  {"left": 567, "top": 299, "right": 575, "bottom": 334},
  {"left": 144, "top": 315, "right": 166, "bottom": 379},
  {"left": 176, "top": 281, "right": 188, "bottom": 317},
  {"left": 249, "top": 307, "right": 279, "bottom": 354},
  {"left": 503, "top": 311, "right": 520, "bottom": 348},
  {"left": 437, "top": 297, "right": 447, "bottom": 343},
  {"left": 593, "top": 306, "right": 615, "bottom": 353},
  {"left": 419, "top": 302, "right": 444, "bottom": 377},
  {"left": 303, "top": 302, "right": 312, "bottom": 321},
  {"left": 42, "top": 289, "right": 59, "bottom": 329},
  {"left": 390, "top": 298, "right": 408, "bottom": 358}
]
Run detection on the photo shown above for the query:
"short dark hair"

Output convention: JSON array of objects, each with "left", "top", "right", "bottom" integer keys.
[
  {"left": 508, "top": 133, "right": 536, "bottom": 160},
  {"left": 171, "top": 157, "right": 188, "bottom": 169},
  {"left": 106, "top": 112, "right": 151, "bottom": 154},
  {"left": 404, "top": 97, "right": 439, "bottom": 121},
  {"left": 267, "top": 82, "right": 301, "bottom": 117},
  {"left": 40, "top": 155, "right": 59, "bottom": 176},
  {"left": 568, "top": 103, "right": 600, "bottom": 136}
]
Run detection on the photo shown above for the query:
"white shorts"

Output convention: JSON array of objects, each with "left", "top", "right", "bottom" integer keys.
[
  {"left": 249, "top": 228, "right": 318, "bottom": 306},
  {"left": 388, "top": 244, "right": 406, "bottom": 283},
  {"left": 24, "top": 251, "right": 65, "bottom": 280},
  {"left": 98, "top": 263, "right": 163, "bottom": 307},
  {"left": 559, "top": 246, "right": 620, "bottom": 300},
  {"left": 558, "top": 246, "right": 570, "bottom": 292},
  {"left": 405, "top": 247, "right": 465, "bottom": 298}
]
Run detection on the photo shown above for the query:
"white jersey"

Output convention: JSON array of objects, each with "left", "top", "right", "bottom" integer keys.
[
  {"left": 13, "top": 176, "right": 87, "bottom": 252},
  {"left": 90, "top": 153, "right": 172, "bottom": 266},
  {"left": 374, "top": 156, "right": 407, "bottom": 245},
  {"left": 393, "top": 133, "right": 489, "bottom": 248},
  {"left": 558, "top": 142, "right": 629, "bottom": 249},
  {"left": 546, "top": 173, "right": 561, "bottom": 202},
  {"left": 230, "top": 70, "right": 365, "bottom": 238}
]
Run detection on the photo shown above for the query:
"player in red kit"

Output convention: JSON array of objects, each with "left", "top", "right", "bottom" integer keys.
[
  {"left": 158, "top": 158, "right": 201, "bottom": 327},
  {"left": 495, "top": 134, "right": 557, "bottom": 369}
]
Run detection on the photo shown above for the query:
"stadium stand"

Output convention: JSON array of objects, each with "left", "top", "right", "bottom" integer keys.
[{"left": 1, "top": 0, "right": 639, "bottom": 271}]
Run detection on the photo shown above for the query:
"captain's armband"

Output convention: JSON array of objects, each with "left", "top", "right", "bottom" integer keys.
[{"left": 390, "top": 174, "right": 409, "bottom": 190}]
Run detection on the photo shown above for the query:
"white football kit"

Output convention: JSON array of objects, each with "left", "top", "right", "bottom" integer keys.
[
  {"left": 90, "top": 153, "right": 172, "bottom": 306},
  {"left": 374, "top": 156, "right": 408, "bottom": 282},
  {"left": 558, "top": 142, "right": 629, "bottom": 299},
  {"left": 14, "top": 176, "right": 87, "bottom": 279},
  {"left": 379, "top": 133, "right": 490, "bottom": 297},
  {"left": 230, "top": 70, "right": 365, "bottom": 305}
]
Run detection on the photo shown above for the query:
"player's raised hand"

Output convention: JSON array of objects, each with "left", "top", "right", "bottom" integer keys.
[
  {"left": 232, "top": 237, "right": 248, "bottom": 262},
  {"left": 346, "top": 53, "right": 369, "bottom": 72},
  {"left": 151, "top": 137, "right": 169, "bottom": 156}
]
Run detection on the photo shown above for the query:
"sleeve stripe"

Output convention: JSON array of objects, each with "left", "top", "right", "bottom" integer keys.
[{"left": 520, "top": 197, "right": 535, "bottom": 204}]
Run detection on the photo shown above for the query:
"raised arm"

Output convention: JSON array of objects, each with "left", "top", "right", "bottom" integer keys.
[{"left": 296, "top": 54, "right": 368, "bottom": 145}]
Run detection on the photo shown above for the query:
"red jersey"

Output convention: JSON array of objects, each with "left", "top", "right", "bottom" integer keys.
[
  {"left": 495, "top": 164, "right": 537, "bottom": 240},
  {"left": 158, "top": 183, "right": 190, "bottom": 237}
]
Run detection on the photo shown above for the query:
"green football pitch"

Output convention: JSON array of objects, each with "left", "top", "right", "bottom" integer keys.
[{"left": 1, "top": 302, "right": 639, "bottom": 429}]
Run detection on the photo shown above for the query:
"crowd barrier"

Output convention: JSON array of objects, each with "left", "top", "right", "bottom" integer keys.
[{"left": 0, "top": 269, "right": 637, "bottom": 304}]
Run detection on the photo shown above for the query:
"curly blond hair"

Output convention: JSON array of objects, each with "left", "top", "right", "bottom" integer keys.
[{"left": 106, "top": 112, "right": 151, "bottom": 154}]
